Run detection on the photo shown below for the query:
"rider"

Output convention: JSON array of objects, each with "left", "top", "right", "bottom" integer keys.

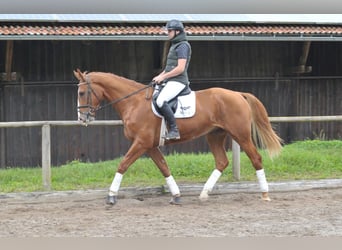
[{"left": 153, "top": 19, "right": 192, "bottom": 140}]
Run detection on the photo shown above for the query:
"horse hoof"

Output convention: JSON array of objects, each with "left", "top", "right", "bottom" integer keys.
[
  {"left": 106, "top": 195, "right": 117, "bottom": 205},
  {"left": 199, "top": 196, "right": 208, "bottom": 202},
  {"left": 169, "top": 196, "right": 181, "bottom": 205},
  {"left": 261, "top": 192, "right": 271, "bottom": 201},
  {"left": 199, "top": 191, "right": 209, "bottom": 201}
]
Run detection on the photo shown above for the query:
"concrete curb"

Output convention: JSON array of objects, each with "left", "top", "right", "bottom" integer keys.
[{"left": 1, "top": 179, "right": 342, "bottom": 201}]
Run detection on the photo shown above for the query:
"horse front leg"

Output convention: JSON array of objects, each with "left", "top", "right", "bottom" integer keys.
[
  {"left": 147, "top": 147, "right": 181, "bottom": 205},
  {"left": 200, "top": 129, "right": 229, "bottom": 201},
  {"left": 107, "top": 141, "right": 147, "bottom": 206}
]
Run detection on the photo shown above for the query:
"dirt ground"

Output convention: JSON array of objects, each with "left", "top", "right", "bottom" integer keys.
[{"left": 1, "top": 186, "right": 342, "bottom": 237}]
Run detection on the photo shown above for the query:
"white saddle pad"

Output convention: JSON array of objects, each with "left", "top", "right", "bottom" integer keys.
[{"left": 151, "top": 91, "right": 196, "bottom": 118}]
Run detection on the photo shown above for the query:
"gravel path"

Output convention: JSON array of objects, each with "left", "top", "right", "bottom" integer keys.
[{"left": 1, "top": 184, "right": 341, "bottom": 237}]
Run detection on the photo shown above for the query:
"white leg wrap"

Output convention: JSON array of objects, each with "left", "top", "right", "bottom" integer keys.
[
  {"left": 200, "top": 169, "right": 222, "bottom": 197},
  {"left": 256, "top": 169, "right": 269, "bottom": 192},
  {"left": 165, "top": 175, "right": 180, "bottom": 196},
  {"left": 109, "top": 172, "right": 123, "bottom": 196}
]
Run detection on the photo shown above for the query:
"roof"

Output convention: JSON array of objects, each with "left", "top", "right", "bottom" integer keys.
[
  {"left": 1, "top": 14, "right": 342, "bottom": 24},
  {"left": 1, "top": 14, "right": 342, "bottom": 41}
]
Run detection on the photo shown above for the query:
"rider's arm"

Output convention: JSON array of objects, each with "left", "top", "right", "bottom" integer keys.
[
  {"left": 161, "top": 59, "right": 186, "bottom": 78},
  {"left": 153, "top": 59, "right": 187, "bottom": 83}
]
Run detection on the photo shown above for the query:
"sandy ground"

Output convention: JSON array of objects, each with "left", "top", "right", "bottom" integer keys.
[{"left": 1, "top": 186, "right": 342, "bottom": 237}]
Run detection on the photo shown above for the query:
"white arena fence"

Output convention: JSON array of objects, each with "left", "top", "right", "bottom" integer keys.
[{"left": 0, "top": 116, "right": 341, "bottom": 190}]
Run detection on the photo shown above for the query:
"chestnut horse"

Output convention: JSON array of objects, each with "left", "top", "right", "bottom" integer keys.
[{"left": 74, "top": 69, "right": 282, "bottom": 205}]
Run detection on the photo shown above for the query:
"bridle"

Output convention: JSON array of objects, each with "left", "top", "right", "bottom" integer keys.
[
  {"left": 77, "top": 75, "right": 101, "bottom": 122},
  {"left": 77, "top": 75, "right": 154, "bottom": 121}
]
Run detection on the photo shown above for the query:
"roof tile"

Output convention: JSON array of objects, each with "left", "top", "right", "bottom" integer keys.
[{"left": 1, "top": 23, "right": 342, "bottom": 37}]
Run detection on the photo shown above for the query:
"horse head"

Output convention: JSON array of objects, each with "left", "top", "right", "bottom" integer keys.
[{"left": 73, "top": 69, "right": 100, "bottom": 125}]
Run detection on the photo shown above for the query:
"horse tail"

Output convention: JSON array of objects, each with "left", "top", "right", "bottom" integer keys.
[{"left": 241, "top": 92, "right": 283, "bottom": 158}]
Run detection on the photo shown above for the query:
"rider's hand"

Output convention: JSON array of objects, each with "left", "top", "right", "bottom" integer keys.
[{"left": 152, "top": 75, "right": 164, "bottom": 84}]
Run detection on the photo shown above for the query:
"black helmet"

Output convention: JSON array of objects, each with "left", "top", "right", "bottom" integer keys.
[{"left": 165, "top": 19, "right": 184, "bottom": 32}]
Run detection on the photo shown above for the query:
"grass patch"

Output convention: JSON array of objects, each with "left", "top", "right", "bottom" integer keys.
[{"left": 0, "top": 140, "right": 341, "bottom": 193}]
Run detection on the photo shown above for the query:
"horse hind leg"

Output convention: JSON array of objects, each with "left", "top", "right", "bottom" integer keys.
[
  {"left": 199, "top": 129, "right": 229, "bottom": 201},
  {"left": 238, "top": 139, "right": 271, "bottom": 201}
]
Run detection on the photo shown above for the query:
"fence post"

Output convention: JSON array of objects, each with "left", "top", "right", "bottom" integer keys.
[
  {"left": 41, "top": 124, "right": 51, "bottom": 190},
  {"left": 232, "top": 140, "right": 240, "bottom": 180}
]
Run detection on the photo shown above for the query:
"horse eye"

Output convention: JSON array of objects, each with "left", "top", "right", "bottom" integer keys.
[{"left": 79, "top": 91, "right": 85, "bottom": 97}]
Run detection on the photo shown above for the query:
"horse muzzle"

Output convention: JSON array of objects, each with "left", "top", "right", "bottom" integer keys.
[{"left": 78, "top": 111, "right": 95, "bottom": 126}]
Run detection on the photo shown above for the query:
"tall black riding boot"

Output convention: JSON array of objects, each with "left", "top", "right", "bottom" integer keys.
[{"left": 159, "top": 102, "right": 180, "bottom": 140}]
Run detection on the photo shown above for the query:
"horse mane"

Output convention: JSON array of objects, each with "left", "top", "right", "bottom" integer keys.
[{"left": 87, "top": 71, "right": 145, "bottom": 89}]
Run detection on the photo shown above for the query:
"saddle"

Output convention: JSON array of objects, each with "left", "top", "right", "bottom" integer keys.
[{"left": 151, "top": 84, "right": 196, "bottom": 119}]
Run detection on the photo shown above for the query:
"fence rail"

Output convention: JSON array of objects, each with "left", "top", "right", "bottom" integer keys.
[{"left": 0, "top": 115, "right": 341, "bottom": 190}]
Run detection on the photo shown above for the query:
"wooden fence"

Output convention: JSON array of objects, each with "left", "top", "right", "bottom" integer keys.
[{"left": 0, "top": 115, "right": 341, "bottom": 190}]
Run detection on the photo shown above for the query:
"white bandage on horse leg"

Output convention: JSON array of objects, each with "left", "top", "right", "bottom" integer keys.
[
  {"left": 166, "top": 175, "right": 180, "bottom": 196},
  {"left": 256, "top": 169, "right": 269, "bottom": 192},
  {"left": 202, "top": 169, "right": 222, "bottom": 194},
  {"left": 109, "top": 172, "right": 123, "bottom": 196}
]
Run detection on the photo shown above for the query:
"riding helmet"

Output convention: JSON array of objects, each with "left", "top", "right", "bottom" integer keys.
[{"left": 165, "top": 19, "right": 184, "bottom": 32}]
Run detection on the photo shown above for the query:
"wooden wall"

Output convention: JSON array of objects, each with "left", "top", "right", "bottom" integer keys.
[{"left": 0, "top": 39, "right": 341, "bottom": 167}]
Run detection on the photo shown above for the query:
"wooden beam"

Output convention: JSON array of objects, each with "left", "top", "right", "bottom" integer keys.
[
  {"left": 299, "top": 41, "right": 311, "bottom": 66},
  {"left": 5, "top": 40, "right": 14, "bottom": 81},
  {"left": 42, "top": 124, "right": 51, "bottom": 190},
  {"left": 292, "top": 41, "right": 312, "bottom": 74},
  {"left": 232, "top": 140, "right": 240, "bottom": 181},
  {"left": 0, "top": 87, "right": 5, "bottom": 167}
]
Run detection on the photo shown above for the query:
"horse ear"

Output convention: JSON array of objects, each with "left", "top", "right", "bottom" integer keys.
[
  {"left": 73, "top": 70, "right": 80, "bottom": 80},
  {"left": 73, "top": 68, "right": 85, "bottom": 82}
]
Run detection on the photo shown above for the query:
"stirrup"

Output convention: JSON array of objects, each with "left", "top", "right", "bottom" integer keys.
[{"left": 164, "top": 130, "right": 180, "bottom": 140}]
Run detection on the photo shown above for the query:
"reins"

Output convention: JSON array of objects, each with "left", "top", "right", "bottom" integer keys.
[
  {"left": 78, "top": 75, "right": 154, "bottom": 113},
  {"left": 95, "top": 81, "right": 154, "bottom": 112}
]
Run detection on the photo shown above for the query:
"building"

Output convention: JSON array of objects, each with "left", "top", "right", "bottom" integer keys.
[{"left": 1, "top": 14, "right": 341, "bottom": 167}]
